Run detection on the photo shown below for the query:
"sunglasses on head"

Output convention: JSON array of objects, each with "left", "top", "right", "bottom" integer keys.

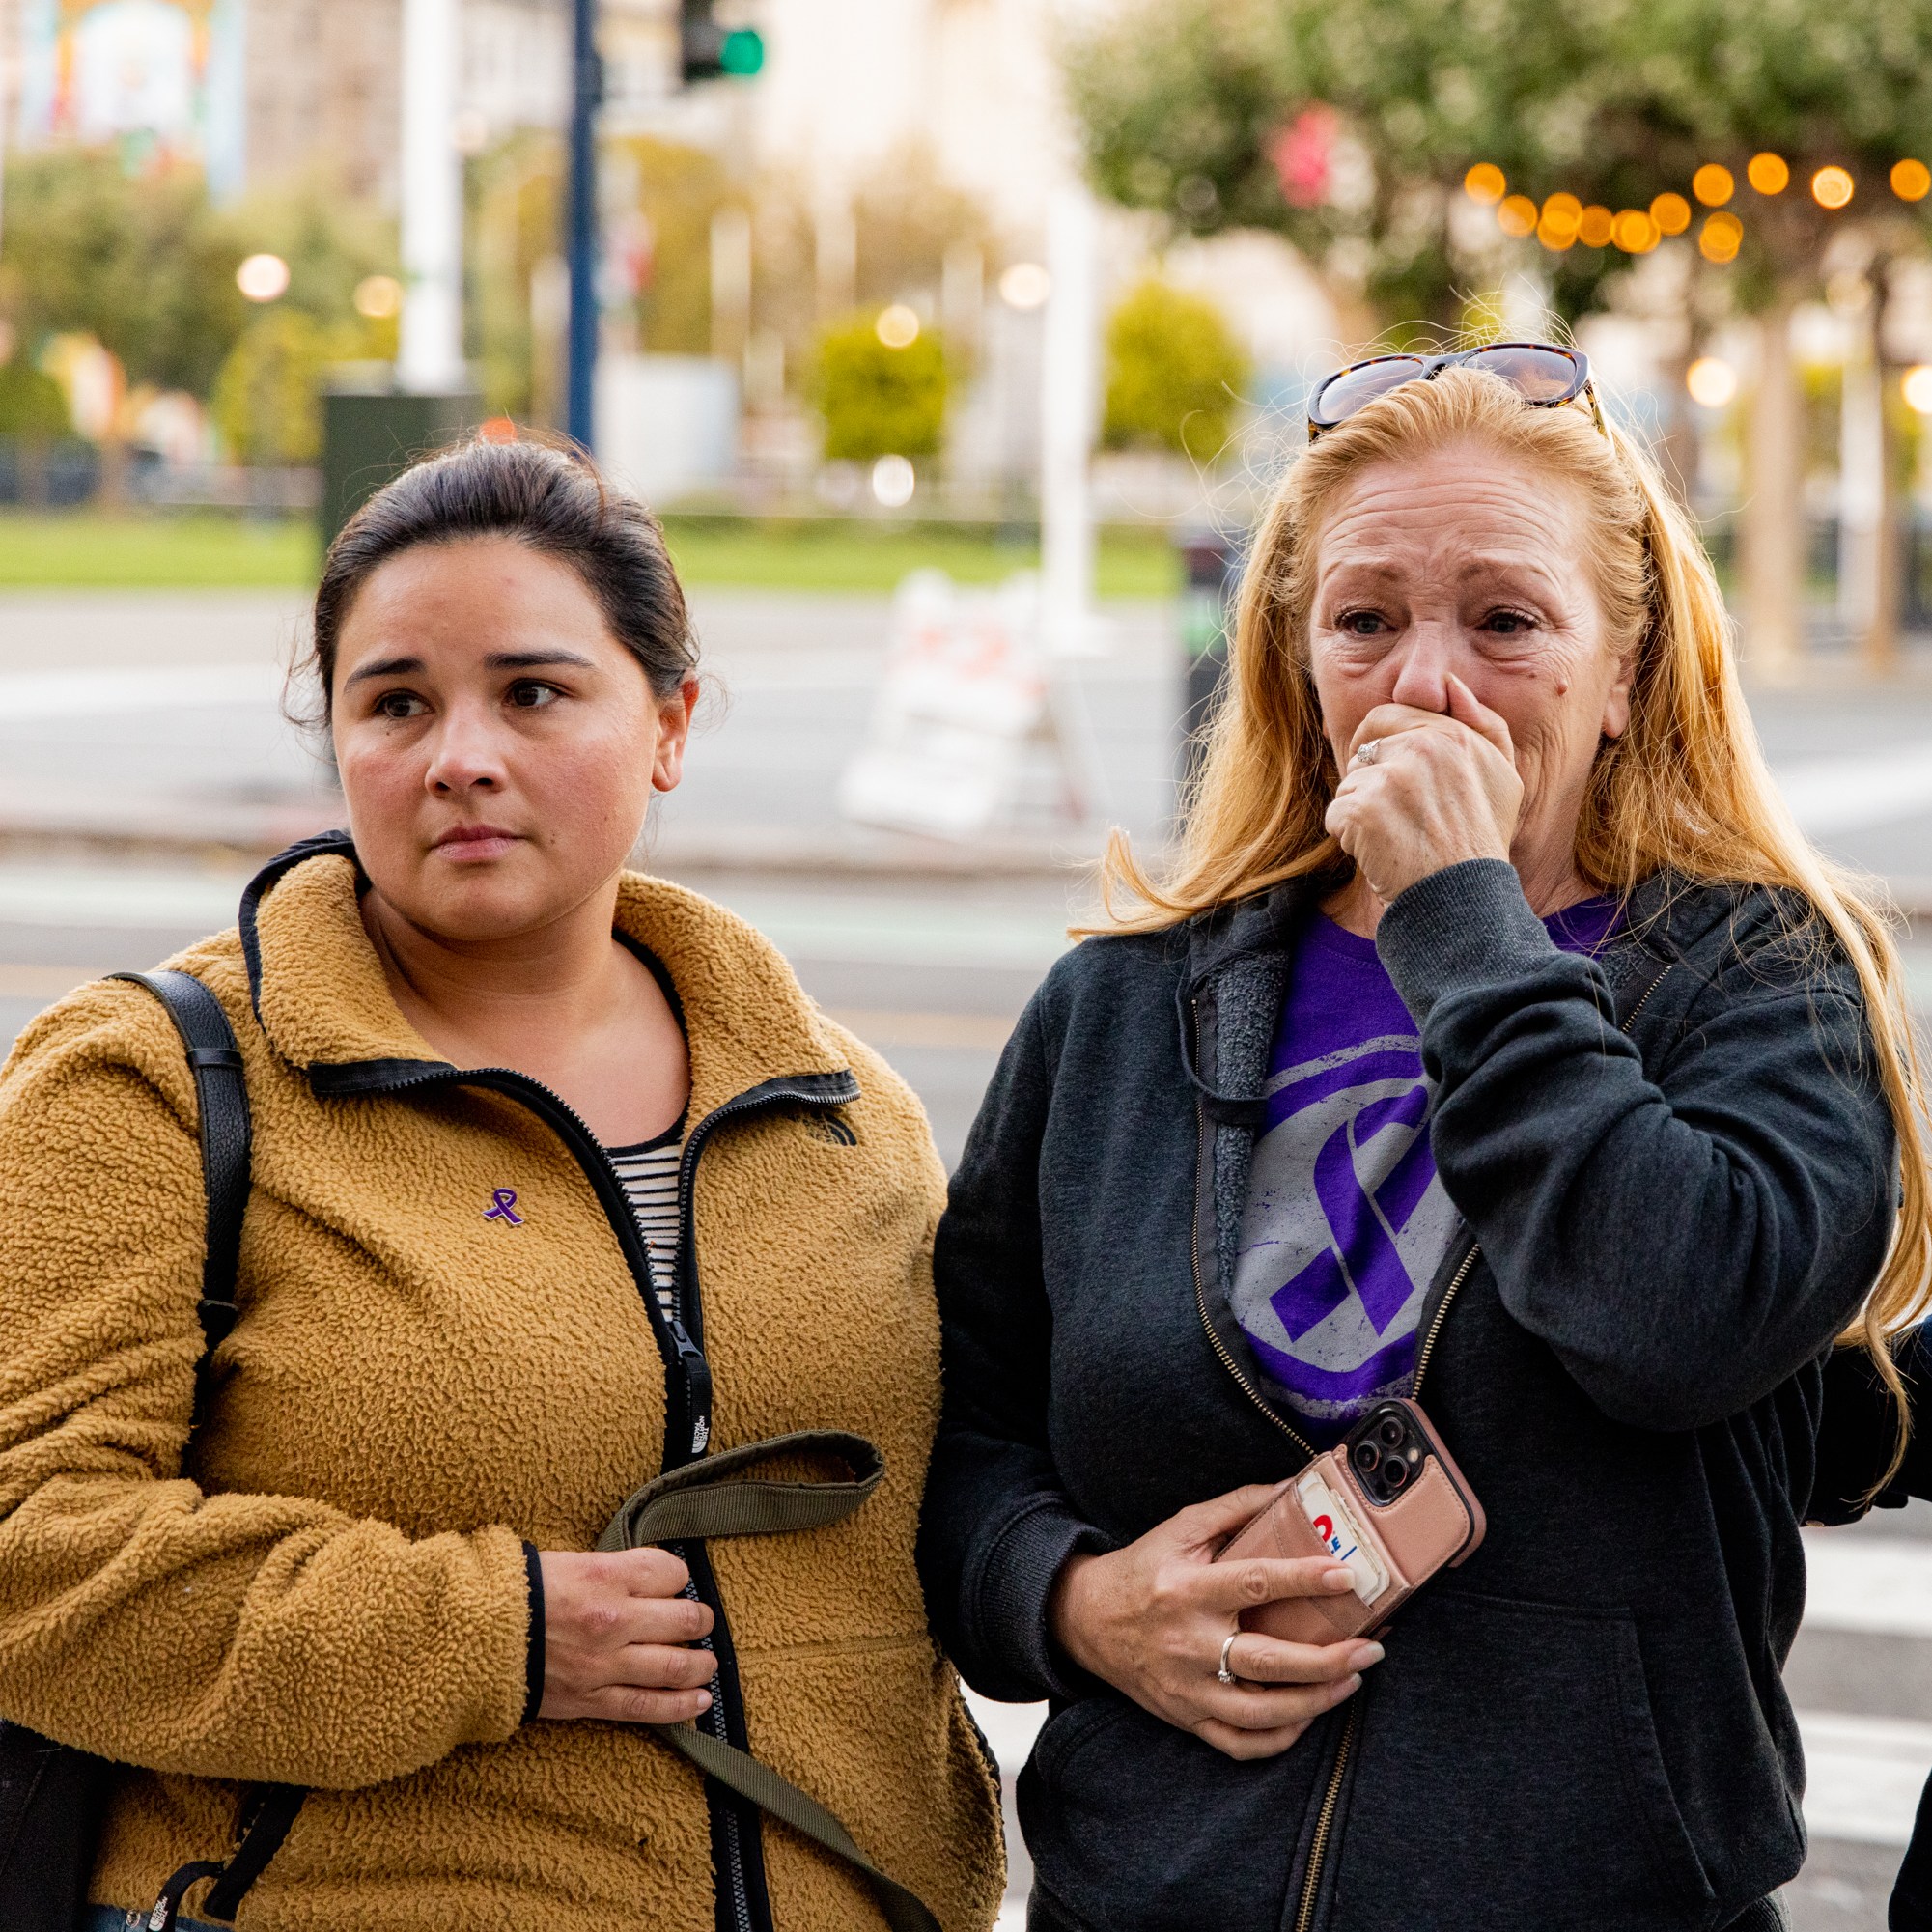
[{"left": 1306, "top": 342, "right": 1607, "bottom": 440}]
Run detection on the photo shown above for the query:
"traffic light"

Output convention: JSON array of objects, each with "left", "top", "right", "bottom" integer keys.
[{"left": 680, "top": 0, "right": 763, "bottom": 82}]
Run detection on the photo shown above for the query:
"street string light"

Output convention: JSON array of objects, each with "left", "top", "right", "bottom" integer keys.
[{"left": 1462, "top": 150, "right": 1932, "bottom": 263}]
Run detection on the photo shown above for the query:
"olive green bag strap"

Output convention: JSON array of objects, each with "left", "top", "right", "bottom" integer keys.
[{"left": 597, "top": 1430, "right": 943, "bottom": 1932}]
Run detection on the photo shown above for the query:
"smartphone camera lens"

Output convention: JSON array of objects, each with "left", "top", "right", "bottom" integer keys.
[
  {"left": 1377, "top": 1417, "right": 1405, "bottom": 1448},
  {"left": 1353, "top": 1440, "right": 1380, "bottom": 1475},
  {"left": 1381, "top": 1457, "right": 1409, "bottom": 1491}
]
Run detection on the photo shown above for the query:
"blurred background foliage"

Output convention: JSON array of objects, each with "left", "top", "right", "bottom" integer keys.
[
  {"left": 0, "top": 361, "right": 70, "bottom": 439},
  {"left": 810, "top": 313, "right": 949, "bottom": 461},
  {"left": 1102, "top": 279, "right": 1250, "bottom": 460},
  {"left": 0, "top": 151, "right": 396, "bottom": 457},
  {"left": 1062, "top": 0, "right": 1932, "bottom": 332}
]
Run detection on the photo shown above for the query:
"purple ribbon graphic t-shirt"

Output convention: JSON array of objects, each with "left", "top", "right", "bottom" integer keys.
[{"left": 1232, "top": 896, "right": 1620, "bottom": 1443}]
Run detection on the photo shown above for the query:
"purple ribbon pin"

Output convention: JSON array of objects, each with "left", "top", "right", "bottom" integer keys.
[{"left": 484, "top": 1188, "right": 524, "bottom": 1226}]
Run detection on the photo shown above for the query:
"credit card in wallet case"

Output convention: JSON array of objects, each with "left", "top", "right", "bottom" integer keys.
[{"left": 1294, "top": 1469, "right": 1387, "bottom": 1605}]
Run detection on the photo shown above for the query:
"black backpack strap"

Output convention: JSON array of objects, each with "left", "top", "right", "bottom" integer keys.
[
  {"left": 113, "top": 971, "right": 252, "bottom": 1426},
  {"left": 112, "top": 971, "right": 306, "bottom": 1930}
]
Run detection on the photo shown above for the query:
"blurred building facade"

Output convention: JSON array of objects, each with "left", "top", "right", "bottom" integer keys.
[{"left": 0, "top": 0, "right": 585, "bottom": 202}]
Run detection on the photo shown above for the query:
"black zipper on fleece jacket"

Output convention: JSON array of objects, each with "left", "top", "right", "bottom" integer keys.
[{"left": 312, "top": 1052, "right": 859, "bottom": 1932}]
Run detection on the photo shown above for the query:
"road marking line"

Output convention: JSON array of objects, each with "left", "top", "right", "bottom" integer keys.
[
  {"left": 825, "top": 1008, "right": 1017, "bottom": 1050},
  {"left": 0, "top": 664, "right": 290, "bottom": 722},
  {"left": 0, "top": 963, "right": 103, "bottom": 998},
  {"left": 966, "top": 1692, "right": 1047, "bottom": 1777},
  {"left": 1799, "top": 1709, "right": 1932, "bottom": 1846},
  {"left": 1777, "top": 741, "right": 1932, "bottom": 836},
  {"left": 1801, "top": 1532, "right": 1932, "bottom": 1638}
]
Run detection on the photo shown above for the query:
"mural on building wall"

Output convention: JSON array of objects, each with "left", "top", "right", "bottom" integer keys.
[{"left": 18, "top": 0, "right": 246, "bottom": 195}]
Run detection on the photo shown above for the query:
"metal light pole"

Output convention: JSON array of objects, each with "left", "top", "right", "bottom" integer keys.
[
  {"left": 1040, "top": 188, "right": 1099, "bottom": 657},
  {"left": 398, "top": 0, "right": 465, "bottom": 392},
  {"left": 319, "top": 0, "right": 479, "bottom": 546},
  {"left": 566, "top": 0, "right": 601, "bottom": 449}
]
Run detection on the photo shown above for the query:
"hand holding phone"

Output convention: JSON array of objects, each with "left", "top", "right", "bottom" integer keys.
[{"left": 1217, "top": 1397, "right": 1485, "bottom": 1646}]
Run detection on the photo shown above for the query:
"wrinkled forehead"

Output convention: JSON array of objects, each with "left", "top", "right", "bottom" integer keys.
[{"left": 1310, "top": 442, "right": 1592, "bottom": 592}]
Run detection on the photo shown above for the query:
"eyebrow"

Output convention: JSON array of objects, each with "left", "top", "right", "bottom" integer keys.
[
  {"left": 1319, "top": 554, "right": 1565, "bottom": 597},
  {"left": 342, "top": 648, "right": 600, "bottom": 688}
]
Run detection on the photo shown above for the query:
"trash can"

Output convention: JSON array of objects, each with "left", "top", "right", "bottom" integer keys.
[
  {"left": 320, "top": 370, "right": 482, "bottom": 548},
  {"left": 1176, "top": 530, "right": 1245, "bottom": 781}
]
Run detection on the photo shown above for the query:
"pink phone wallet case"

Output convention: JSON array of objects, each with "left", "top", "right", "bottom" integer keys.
[{"left": 1217, "top": 1398, "right": 1486, "bottom": 1646}]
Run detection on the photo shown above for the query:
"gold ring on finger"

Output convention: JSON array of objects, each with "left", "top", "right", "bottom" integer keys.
[{"left": 1217, "top": 1630, "right": 1240, "bottom": 1686}]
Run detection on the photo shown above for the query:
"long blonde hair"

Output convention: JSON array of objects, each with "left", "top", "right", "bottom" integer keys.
[{"left": 1098, "top": 369, "right": 1932, "bottom": 1458}]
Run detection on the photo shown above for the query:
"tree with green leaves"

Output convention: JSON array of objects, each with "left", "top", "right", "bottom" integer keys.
[
  {"left": 0, "top": 152, "right": 250, "bottom": 399},
  {"left": 1062, "top": 0, "right": 1932, "bottom": 668},
  {"left": 1104, "top": 280, "right": 1250, "bottom": 461},
  {"left": 0, "top": 153, "right": 395, "bottom": 452},
  {"left": 810, "top": 315, "right": 948, "bottom": 462}
]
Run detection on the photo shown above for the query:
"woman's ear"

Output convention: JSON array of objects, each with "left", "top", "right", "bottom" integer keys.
[
  {"left": 1599, "top": 651, "right": 1636, "bottom": 742},
  {"left": 650, "top": 677, "right": 701, "bottom": 794}
]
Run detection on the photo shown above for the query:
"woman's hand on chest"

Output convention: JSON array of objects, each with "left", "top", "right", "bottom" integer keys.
[
  {"left": 1048, "top": 1482, "right": 1385, "bottom": 1761},
  {"left": 537, "top": 1546, "right": 717, "bottom": 1724}
]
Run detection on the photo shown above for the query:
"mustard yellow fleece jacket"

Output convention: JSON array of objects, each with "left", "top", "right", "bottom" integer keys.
[{"left": 0, "top": 845, "right": 1003, "bottom": 1931}]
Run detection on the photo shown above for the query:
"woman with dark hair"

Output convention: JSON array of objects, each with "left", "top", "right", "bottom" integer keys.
[{"left": 0, "top": 435, "right": 1002, "bottom": 1931}]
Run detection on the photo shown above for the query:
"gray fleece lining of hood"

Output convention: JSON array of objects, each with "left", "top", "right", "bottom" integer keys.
[{"left": 1210, "top": 949, "right": 1288, "bottom": 1301}]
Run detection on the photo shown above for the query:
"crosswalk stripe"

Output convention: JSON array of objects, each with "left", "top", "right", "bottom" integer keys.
[
  {"left": 1798, "top": 1711, "right": 1932, "bottom": 1847},
  {"left": 1800, "top": 1531, "right": 1932, "bottom": 1638}
]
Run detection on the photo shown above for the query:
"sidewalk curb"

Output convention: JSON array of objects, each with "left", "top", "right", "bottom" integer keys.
[{"left": 0, "top": 808, "right": 1129, "bottom": 882}]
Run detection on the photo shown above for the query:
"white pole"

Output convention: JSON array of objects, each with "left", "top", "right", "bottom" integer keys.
[
  {"left": 1041, "top": 188, "right": 1099, "bottom": 657},
  {"left": 1839, "top": 296, "right": 1884, "bottom": 635},
  {"left": 398, "top": 0, "right": 465, "bottom": 393}
]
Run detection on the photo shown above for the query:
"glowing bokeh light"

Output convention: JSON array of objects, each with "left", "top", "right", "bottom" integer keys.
[
  {"left": 1651, "top": 192, "right": 1692, "bottom": 236},
  {"left": 352, "top": 274, "right": 403, "bottom": 320},
  {"left": 1611, "top": 209, "right": 1659, "bottom": 252},
  {"left": 998, "top": 263, "right": 1050, "bottom": 309},
  {"left": 1692, "top": 164, "right": 1734, "bottom": 207},
  {"left": 1497, "top": 194, "right": 1538, "bottom": 238},
  {"left": 1747, "top": 153, "right": 1790, "bottom": 195},
  {"left": 871, "top": 454, "right": 915, "bottom": 507},
  {"left": 1811, "top": 166, "right": 1855, "bottom": 210},
  {"left": 1903, "top": 366, "right": 1932, "bottom": 415},
  {"left": 875, "top": 304, "right": 921, "bottom": 349},
  {"left": 1536, "top": 217, "right": 1576, "bottom": 251},
  {"left": 1686, "top": 358, "right": 1738, "bottom": 408},
  {"left": 1577, "top": 206, "right": 1614, "bottom": 248},
  {"left": 1893, "top": 159, "right": 1931, "bottom": 203},
  {"left": 1698, "top": 211, "right": 1744, "bottom": 263},
  {"left": 1464, "top": 163, "right": 1506, "bottom": 204},
  {"left": 236, "top": 253, "right": 290, "bottom": 302}
]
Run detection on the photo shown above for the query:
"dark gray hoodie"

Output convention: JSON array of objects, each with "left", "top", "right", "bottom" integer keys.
[{"left": 918, "top": 858, "right": 1894, "bottom": 1932}]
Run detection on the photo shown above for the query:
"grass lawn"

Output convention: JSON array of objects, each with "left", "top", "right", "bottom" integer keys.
[
  {"left": 0, "top": 509, "right": 1184, "bottom": 598},
  {"left": 661, "top": 517, "right": 1183, "bottom": 599},
  {"left": 0, "top": 512, "right": 320, "bottom": 588}
]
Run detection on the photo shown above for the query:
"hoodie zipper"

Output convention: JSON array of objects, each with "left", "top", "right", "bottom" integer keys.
[
  {"left": 1285, "top": 957, "right": 1668, "bottom": 1929},
  {"left": 326, "top": 1055, "right": 853, "bottom": 1932},
  {"left": 1292, "top": 1702, "right": 1358, "bottom": 1932},
  {"left": 1189, "top": 994, "right": 1484, "bottom": 1932},
  {"left": 1277, "top": 1233, "right": 1480, "bottom": 1932}
]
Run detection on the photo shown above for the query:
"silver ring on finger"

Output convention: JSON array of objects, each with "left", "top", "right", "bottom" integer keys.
[
  {"left": 1217, "top": 1630, "right": 1240, "bottom": 1686},
  {"left": 1352, "top": 740, "right": 1380, "bottom": 769}
]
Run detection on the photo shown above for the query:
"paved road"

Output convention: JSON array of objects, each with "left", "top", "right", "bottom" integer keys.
[{"left": 10, "top": 588, "right": 1932, "bottom": 1924}]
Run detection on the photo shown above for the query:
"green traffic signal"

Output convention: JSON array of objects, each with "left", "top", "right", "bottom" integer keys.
[{"left": 720, "top": 27, "right": 764, "bottom": 75}]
